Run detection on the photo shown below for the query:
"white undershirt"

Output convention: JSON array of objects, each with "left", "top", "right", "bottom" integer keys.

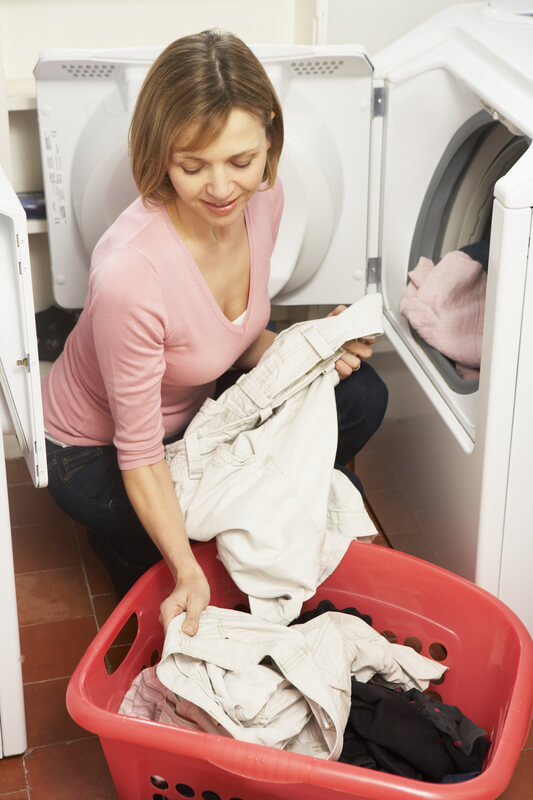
[{"left": 232, "top": 310, "right": 247, "bottom": 325}]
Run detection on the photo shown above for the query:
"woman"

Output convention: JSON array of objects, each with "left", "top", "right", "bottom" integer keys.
[{"left": 43, "top": 29, "right": 387, "bottom": 637}]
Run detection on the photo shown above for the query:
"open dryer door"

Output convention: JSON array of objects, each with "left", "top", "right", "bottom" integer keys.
[
  {"left": 35, "top": 45, "right": 375, "bottom": 310},
  {"left": 363, "top": 4, "right": 533, "bottom": 451}
]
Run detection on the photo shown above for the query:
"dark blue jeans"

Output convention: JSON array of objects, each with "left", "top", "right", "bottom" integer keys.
[{"left": 46, "top": 362, "right": 387, "bottom": 595}]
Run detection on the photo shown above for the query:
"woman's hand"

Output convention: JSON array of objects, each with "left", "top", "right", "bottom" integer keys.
[
  {"left": 159, "top": 558, "right": 211, "bottom": 636},
  {"left": 328, "top": 305, "right": 377, "bottom": 380}
]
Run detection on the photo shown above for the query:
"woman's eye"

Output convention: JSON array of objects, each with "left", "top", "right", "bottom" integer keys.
[
  {"left": 181, "top": 166, "right": 202, "bottom": 175},
  {"left": 232, "top": 161, "right": 252, "bottom": 169}
]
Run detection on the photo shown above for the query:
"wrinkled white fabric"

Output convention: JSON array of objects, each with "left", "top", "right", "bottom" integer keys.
[
  {"left": 165, "top": 294, "right": 384, "bottom": 624},
  {"left": 156, "top": 606, "right": 447, "bottom": 760}
]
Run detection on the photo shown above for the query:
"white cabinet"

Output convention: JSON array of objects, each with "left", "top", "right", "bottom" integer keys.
[{"left": 0, "top": 70, "right": 53, "bottom": 312}]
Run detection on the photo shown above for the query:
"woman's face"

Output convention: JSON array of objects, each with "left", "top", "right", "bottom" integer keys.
[{"left": 167, "top": 108, "right": 270, "bottom": 230}]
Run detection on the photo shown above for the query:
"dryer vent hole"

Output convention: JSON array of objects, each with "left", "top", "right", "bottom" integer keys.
[
  {"left": 291, "top": 59, "right": 344, "bottom": 76},
  {"left": 61, "top": 63, "right": 116, "bottom": 79}
]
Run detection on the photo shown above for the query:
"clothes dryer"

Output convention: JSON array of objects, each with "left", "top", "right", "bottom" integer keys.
[{"left": 32, "top": 1, "right": 533, "bottom": 635}]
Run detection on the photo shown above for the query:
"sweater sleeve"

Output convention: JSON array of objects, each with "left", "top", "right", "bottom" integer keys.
[{"left": 88, "top": 247, "right": 168, "bottom": 470}]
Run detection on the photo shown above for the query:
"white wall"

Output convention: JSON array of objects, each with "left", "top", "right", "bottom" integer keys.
[
  {"left": 0, "top": 0, "right": 309, "bottom": 82},
  {"left": 316, "top": 0, "right": 475, "bottom": 53},
  {"left": 0, "top": 0, "right": 483, "bottom": 82}
]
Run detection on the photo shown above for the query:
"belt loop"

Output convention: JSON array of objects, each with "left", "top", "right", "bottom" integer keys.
[
  {"left": 184, "top": 433, "right": 203, "bottom": 479},
  {"left": 302, "top": 327, "right": 334, "bottom": 360},
  {"left": 237, "top": 372, "right": 271, "bottom": 409}
]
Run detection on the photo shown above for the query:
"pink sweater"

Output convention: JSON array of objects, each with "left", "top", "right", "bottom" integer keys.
[{"left": 43, "top": 180, "right": 284, "bottom": 469}]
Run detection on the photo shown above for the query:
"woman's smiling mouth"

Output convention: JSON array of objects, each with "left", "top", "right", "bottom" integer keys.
[{"left": 201, "top": 197, "right": 240, "bottom": 215}]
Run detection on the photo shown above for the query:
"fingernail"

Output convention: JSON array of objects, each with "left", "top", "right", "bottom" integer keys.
[{"left": 183, "top": 624, "right": 194, "bottom": 635}]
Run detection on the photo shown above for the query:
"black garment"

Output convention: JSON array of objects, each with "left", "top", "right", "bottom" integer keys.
[
  {"left": 289, "top": 598, "right": 372, "bottom": 627},
  {"left": 405, "top": 688, "right": 489, "bottom": 758},
  {"left": 341, "top": 680, "right": 454, "bottom": 781},
  {"left": 35, "top": 305, "right": 81, "bottom": 361},
  {"left": 340, "top": 680, "right": 490, "bottom": 782},
  {"left": 459, "top": 240, "right": 490, "bottom": 273}
]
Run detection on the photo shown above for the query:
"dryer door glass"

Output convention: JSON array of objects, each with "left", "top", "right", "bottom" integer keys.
[
  {"left": 375, "top": 50, "right": 532, "bottom": 448},
  {"left": 0, "top": 167, "right": 47, "bottom": 487}
]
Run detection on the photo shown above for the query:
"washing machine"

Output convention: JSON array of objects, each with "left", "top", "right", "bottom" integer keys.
[
  {"left": 31, "top": 0, "right": 533, "bottom": 640},
  {"left": 0, "top": 166, "right": 46, "bottom": 756}
]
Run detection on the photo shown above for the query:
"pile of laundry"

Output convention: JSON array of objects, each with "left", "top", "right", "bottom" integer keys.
[
  {"left": 399, "top": 242, "right": 489, "bottom": 381},
  {"left": 119, "top": 294, "right": 490, "bottom": 783},
  {"left": 119, "top": 599, "right": 490, "bottom": 783}
]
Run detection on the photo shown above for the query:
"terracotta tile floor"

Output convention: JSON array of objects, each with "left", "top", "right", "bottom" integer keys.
[{"left": 1, "top": 454, "right": 532, "bottom": 799}]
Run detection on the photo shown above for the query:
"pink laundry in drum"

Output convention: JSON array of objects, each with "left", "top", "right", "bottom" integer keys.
[{"left": 399, "top": 251, "right": 487, "bottom": 375}]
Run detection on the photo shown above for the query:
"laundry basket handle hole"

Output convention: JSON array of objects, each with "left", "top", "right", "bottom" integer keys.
[
  {"left": 150, "top": 776, "right": 168, "bottom": 789},
  {"left": 429, "top": 641, "right": 448, "bottom": 661},
  {"left": 403, "top": 635, "right": 423, "bottom": 652},
  {"left": 104, "top": 612, "right": 139, "bottom": 675}
]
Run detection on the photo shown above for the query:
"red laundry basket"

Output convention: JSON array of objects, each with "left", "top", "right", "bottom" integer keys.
[{"left": 66, "top": 540, "right": 533, "bottom": 800}]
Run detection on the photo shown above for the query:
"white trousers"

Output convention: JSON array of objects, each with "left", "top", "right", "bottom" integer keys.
[
  {"left": 155, "top": 606, "right": 447, "bottom": 759},
  {"left": 165, "top": 294, "right": 384, "bottom": 624}
]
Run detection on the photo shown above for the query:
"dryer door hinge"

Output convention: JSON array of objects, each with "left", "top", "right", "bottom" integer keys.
[
  {"left": 372, "top": 86, "right": 385, "bottom": 118},
  {"left": 367, "top": 257, "right": 381, "bottom": 286}
]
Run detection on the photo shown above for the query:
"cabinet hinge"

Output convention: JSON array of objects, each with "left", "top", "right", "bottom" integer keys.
[
  {"left": 372, "top": 86, "right": 386, "bottom": 118},
  {"left": 367, "top": 257, "right": 381, "bottom": 286}
]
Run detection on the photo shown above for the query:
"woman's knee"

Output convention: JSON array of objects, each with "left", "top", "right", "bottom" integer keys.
[
  {"left": 361, "top": 362, "right": 388, "bottom": 424},
  {"left": 334, "top": 362, "right": 388, "bottom": 464},
  {"left": 336, "top": 362, "right": 388, "bottom": 425}
]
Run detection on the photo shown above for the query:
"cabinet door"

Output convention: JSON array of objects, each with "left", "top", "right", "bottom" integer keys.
[{"left": 0, "top": 165, "right": 47, "bottom": 487}]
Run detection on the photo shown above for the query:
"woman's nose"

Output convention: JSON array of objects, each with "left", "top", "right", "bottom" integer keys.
[{"left": 206, "top": 168, "right": 233, "bottom": 199}]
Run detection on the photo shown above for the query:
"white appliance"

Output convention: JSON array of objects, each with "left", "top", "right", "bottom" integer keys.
[
  {"left": 31, "top": 2, "right": 533, "bottom": 636},
  {"left": 0, "top": 167, "right": 47, "bottom": 756}
]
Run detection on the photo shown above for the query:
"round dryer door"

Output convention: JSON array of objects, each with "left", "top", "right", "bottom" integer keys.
[
  {"left": 264, "top": 47, "right": 374, "bottom": 306},
  {"left": 71, "top": 88, "right": 138, "bottom": 261}
]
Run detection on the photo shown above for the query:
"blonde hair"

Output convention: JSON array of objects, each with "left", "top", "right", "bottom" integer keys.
[{"left": 129, "top": 29, "right": 284, "bottom": 205}]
